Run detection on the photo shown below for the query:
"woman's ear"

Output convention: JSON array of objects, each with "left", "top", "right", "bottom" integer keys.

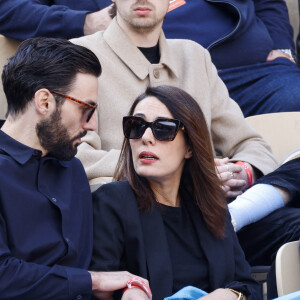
[{"left": 185, "top": 146, "right": 193, "bottom": 159}]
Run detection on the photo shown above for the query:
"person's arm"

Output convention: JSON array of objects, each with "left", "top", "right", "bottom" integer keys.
[
  {"left": 91, "top": 183, "right": 127, "bottom": 272},
  {"left": 0, "top": 0, "right": 112, "bottom": 40},
  {"left": 228, "top": 184, "right": 289, "bottom": 231},
  {"left": 76, "top": 130, "right": 120, "bottom": 182},
  {"left": 83, "top": 5, "right": 114, "bottom": 36},
  {"left": 121, "top": 288, "right": 150, "bottom": 300},
  {"left": 203, "top": 49, "right": 278, "bottom": 193},
  {"left": 90, "top": 271, "right": 149, "bottom": 300},
  {"left": 200, "top": 288, "right": 247, "bottom": 300},
  {"left": 253, "top": 0, "right": 295, "bottom": 51},
  {"left": 0, "top": 220, "right": 143, "bottom": 299},
  {"left": 0, "top": 211, "right": 92, "bottom": 299}
]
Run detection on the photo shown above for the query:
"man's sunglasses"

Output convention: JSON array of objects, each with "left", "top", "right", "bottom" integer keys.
[
  {"left": 123, "top": 116, "right": 184, "bottom": 141},
  {"left": 50, "top": 91, "right": 98, "bottom": 123}
]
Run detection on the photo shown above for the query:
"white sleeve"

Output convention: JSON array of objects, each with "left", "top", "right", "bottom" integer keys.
[{"left": 228, "top": 184, "right": 284, "bottom": 232}]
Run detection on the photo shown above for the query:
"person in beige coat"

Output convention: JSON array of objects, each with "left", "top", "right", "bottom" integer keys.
[
  {"left": 71, "top": 0, "right": 277, "bottom": 199},
  {"left": 71, "top": 1, "right": 300, "bottom": 298}
]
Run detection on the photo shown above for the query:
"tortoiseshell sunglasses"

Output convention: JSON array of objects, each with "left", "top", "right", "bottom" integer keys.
[{"left": 50, "top": 91, "right": 98, "bottom": 122}]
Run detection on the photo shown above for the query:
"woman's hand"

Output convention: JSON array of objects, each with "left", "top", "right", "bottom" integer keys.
[
  {"left": 200, "top": 288, "right": 247, "bottom": 299},
  {"left": 89, "top": 271, "right": 149, "bottom": 299},
  {"left": 121, "top": 287, "right": 151, "bottom": 300}
]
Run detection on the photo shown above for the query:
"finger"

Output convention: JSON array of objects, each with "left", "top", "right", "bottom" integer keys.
[
  {"left": 219, "top": 170, "right": 236, "bottom": 182},
  {"left": 218, "top": 171, "right": 229, "bottom": 183},
  {"left": 221, "top": 164, "right": 243, "bottom": 174},
  {"left": 219, "top": 171, "right": 238, "bottom": 183},
  {"left": 214, "top": 157, "right": 229, "bottom": 166},
  {"left": 225, "top": 190, "right": 243, "bottom": 198},
  {"left": 224, "top": 179, "right": 246, "bottom": 189},
  {"left": 221, "top": 184, "right": 230, "bottom": 193}
]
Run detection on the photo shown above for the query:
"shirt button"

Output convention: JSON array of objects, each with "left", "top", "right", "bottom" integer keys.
[
  {"left": 76, "top": 295, "right": 82, "bottom": 300},
  {"left": 51, "top": 197, "right": 57, "bottom": 202},
  {"left": 65, "top": 238, "right": 70, "bottom": 243},
  {"left": 153, "top": 69, "right": 160, "bottom": 79}
]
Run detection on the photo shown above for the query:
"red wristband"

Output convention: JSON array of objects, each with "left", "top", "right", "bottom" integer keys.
[
  {"left": 124, "top": 277, "right": 152, "bottom": 299},
  {"left": 235, "top": 161, "right": 253, "bottom": 187}
]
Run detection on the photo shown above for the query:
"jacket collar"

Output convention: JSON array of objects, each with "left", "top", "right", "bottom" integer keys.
[
  {"left": 0, "top": 130, "right": 40, "bottom": 164},
  {"left": 140, "top": 191, "right": 232, "bottom": 295},
  {"left": 0, "top": 130, "right": 71, "bottom": 167},
  {"left": 183, "top": 197, "right": 231, "bottom": 290},
  {"left": 103, "top": 18, "right": 180, "bottom": 80},
  {"left": 140, "top": 205, "right": 173, "bottom": 299}
]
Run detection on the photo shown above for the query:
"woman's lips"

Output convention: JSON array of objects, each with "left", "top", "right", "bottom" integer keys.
[{"left": 139, "top": 151, "right": 158, "bottom": 164}]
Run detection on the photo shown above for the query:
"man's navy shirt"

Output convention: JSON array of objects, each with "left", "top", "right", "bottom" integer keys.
[{"left": 0, "top": 130, "right": 93, "bottom": 299}]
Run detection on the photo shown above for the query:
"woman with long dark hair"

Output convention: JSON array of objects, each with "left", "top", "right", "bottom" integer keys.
[{"left": 91, "top": 86, "right": 261, "bottom": 300}]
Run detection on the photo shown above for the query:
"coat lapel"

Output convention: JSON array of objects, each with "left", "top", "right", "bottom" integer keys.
[
  {"left": 140, "top": 205, "right": 173, "bottom": 300},
  {"left": 184, "top": 198, "right": 233, "bottom": 290}
]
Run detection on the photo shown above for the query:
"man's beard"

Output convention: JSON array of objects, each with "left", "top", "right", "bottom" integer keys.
[{"left": 36, "top": 108, "right": 87, "bottom": 161}]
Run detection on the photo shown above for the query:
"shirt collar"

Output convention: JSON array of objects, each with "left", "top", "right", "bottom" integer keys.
[
  {"left": 103, "top": 18, "right": 180, "bottom": 80},
  {"left": 0, "top": 130, "right": 71, "bottom": 167}
]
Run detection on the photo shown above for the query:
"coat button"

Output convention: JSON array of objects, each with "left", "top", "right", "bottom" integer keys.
[{"left": 153, "top": 69, "right": 160, "bottom": 79}]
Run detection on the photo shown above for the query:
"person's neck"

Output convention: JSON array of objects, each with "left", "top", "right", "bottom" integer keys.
[
  {"left": 2, "top": 113, "right": 46, "bottom": 156},
  {"left": 117, "top": 17, "right": 161, "bottom": 48},
  {"left": 150, "top": 177, "right": 181, "bottom": 207}
]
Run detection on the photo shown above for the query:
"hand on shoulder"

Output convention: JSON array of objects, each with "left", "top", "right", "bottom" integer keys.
[{"left": 84, "top": 5, "right": 113, "bottom": 35}]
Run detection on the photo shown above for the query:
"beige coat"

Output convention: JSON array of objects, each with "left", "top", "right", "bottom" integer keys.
[{"left": 71, "top": 19, "right": 277, "bottom": 183}]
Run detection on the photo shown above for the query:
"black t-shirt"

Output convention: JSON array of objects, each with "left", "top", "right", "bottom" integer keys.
[
  {"left": 160, "top": 202, "right": 210, "bottom": 293},
  {"left": 138, "top": 44, "right": 160, "bottom": 64}
]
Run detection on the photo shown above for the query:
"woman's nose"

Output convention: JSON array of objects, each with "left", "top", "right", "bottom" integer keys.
[{"left": 141, "top": 127, "right": 156, "bottom": 144}]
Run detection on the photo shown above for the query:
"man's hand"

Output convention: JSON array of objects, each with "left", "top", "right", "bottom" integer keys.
[
  {"left": 266, "top": 50, "right": 295, "bottom": 63},
  {"left": 122, "top": 287, "right": 151, "bottom": 300},
  {"left": 215, "top": 157, "right": 248, "bottom": 198},
  {"left": 89, "top": 271, "right": 149, "bottom": 299},
  {"left": 83, "top": 5, "right": 113, "bottom": 36}
]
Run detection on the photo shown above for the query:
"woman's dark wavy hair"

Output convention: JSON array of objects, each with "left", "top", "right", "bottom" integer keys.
[
  {"left": 2, "top": 37, "right": 101, "bottom": 118},
  {"left": 114, "top": 85, "right": 227, "bottom": 238}
]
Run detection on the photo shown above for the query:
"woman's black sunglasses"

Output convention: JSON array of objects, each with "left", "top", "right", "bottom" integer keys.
[{"left": 123, "top": 116, "right": 184, "bottom": 141}]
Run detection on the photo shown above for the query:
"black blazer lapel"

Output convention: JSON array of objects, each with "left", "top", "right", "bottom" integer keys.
[
  {"left": 184, "top": 199, "right": 234, "bottom": 291},
  {"left": 140, "top": 205, "right": 173, "bottom": 300}
]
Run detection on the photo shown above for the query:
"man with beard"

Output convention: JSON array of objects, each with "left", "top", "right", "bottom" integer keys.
[{"left": 0, "top": 37, "right": 148, "bottom": 299}]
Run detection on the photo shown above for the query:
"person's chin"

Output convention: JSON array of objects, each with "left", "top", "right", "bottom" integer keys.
[{"left": 137, "top": 168, "right": 159, "bottom": 179}]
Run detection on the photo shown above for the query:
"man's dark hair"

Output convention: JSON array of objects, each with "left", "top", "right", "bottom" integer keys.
[{"left": 2, "top": 37, "right": 101, "bottom": 117}]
